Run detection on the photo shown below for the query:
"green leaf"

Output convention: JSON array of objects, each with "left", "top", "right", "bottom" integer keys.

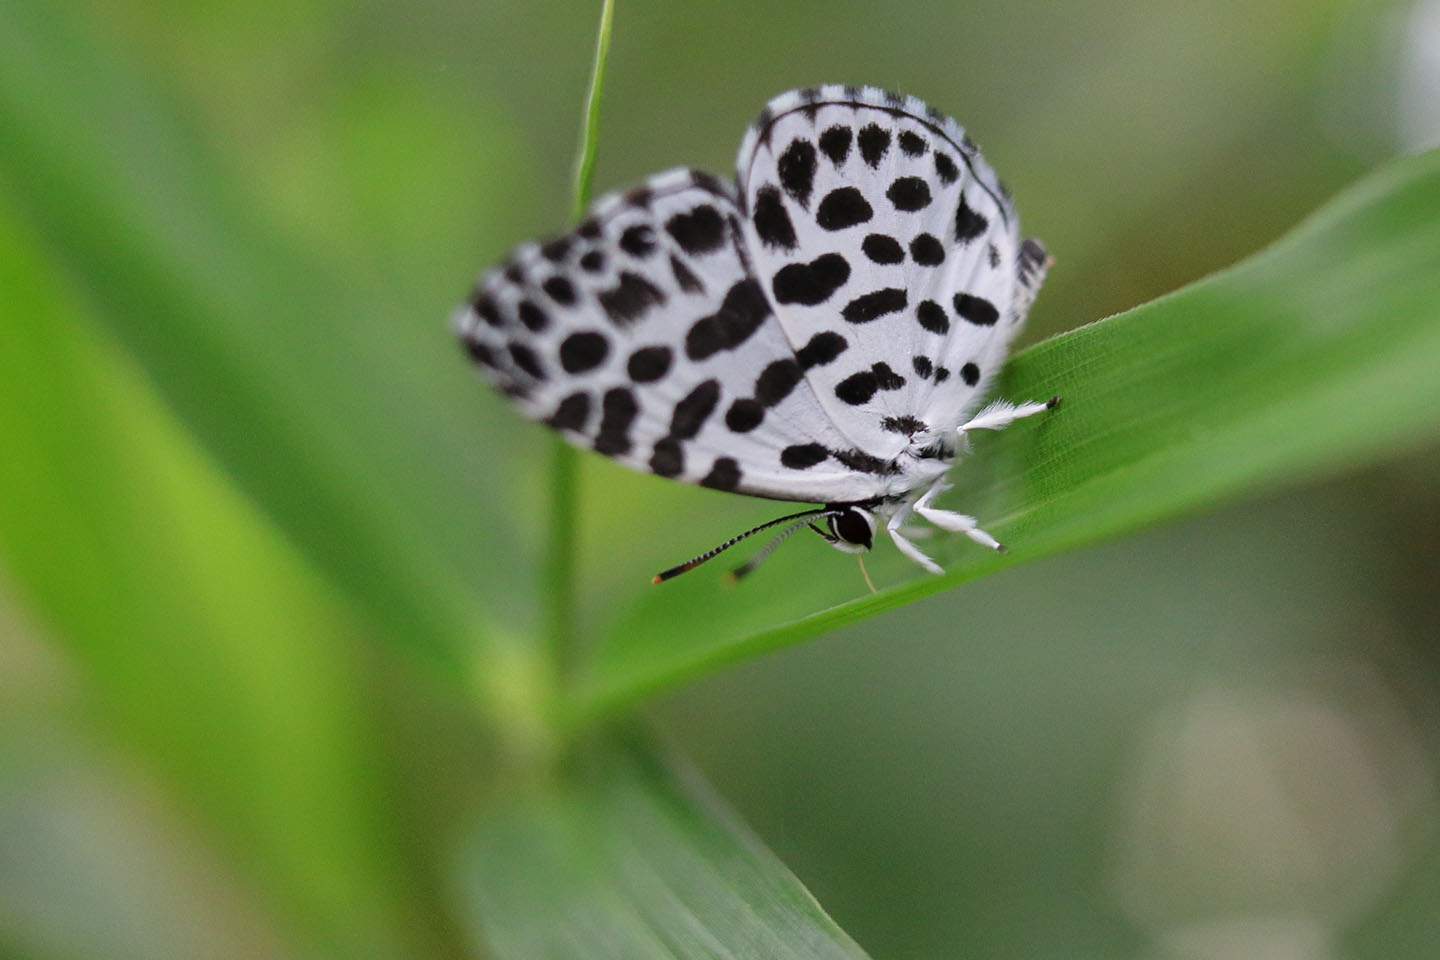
[
  {"left": 0, "top": 0, "right": 530, "bottom": 680},
  {"left": 572, "top": 148, "right": 1440, "bottom": 725},
  {"left": 0, "top": 201, "right": 428, "bottom": 958},
  {"left": 452, "top": 733, "right": 870, "bottom": 960}
]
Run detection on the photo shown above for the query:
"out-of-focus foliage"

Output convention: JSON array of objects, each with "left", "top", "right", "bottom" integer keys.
[{"left": 2, "top": 0, "right": 1439, "bottom": 958}]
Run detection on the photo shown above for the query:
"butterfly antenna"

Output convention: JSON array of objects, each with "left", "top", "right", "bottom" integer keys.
[
  {"left": 653, "top": 507, "right": 834, "bottom": 584},
  {"left": 728, "top": 512, "right": 840, "bottom": 583}
]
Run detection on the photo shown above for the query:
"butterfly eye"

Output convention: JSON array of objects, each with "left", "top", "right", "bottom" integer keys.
[{"left": 829, "top": 507, "right": 875, "bottom": 550}]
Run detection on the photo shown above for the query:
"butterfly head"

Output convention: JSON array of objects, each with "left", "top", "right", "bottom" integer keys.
[{"left": 823, "top": 504, "right": 876, "bottom": 554}]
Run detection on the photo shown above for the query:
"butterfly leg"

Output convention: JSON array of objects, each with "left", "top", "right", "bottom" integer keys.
[
  {"left": 957, "top": 396, "right": 1059, "bottom": 436},
  {"left": 885, "top": 501, "right": 945, "bottom": 575},
  {"left": 913, "top": 479, "right": 1004, "bottom": 551}
]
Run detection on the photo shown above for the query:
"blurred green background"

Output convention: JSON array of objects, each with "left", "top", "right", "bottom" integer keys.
[{"left": 3, "top": 0, "right": 1440, "bottom": 958}]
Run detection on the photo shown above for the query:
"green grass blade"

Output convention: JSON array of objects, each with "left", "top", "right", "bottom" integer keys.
[
  {"left": 452, "top": 732, "right": 871, "bottom": 960},
  {"left": 0, "top": 203, "right": 425, "bottom": 960},
  {"left": 570, "top": 148, "right": 1440, "bottom": 725},
  {"left": 548, "top": 0, "right": 617, "bottom": 675},
  {"left": 0, "top": 0, "right": 518, "bottom": 680},
  {"left": 572, "top": 0, "right": 617, "bottom": 222}
]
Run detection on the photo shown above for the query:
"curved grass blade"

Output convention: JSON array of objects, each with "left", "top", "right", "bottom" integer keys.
[
  {"left": 452, "top": 732, "right": 871, "bottom": 960},
  {"left": 548, "top": 0, "right": 617, "bottom": 676},
  {"left": 0, "top": 204, "right": 427, "bottom": 959},
  {"left": 0, "top": 0, "right": 518, "bottom": 680}
]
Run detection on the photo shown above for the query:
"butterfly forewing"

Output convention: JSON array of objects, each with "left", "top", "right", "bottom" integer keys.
[
  {"left": 455, "top": 86, "right": 1050, "bottom": 519},
  {"left": 453, "top": 168, "right": 886, "bottom": 503},
  {"left": 735, "top": 86, "right": 1027, "bottom": 459}
]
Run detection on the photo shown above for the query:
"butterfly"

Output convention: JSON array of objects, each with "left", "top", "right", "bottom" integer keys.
[{"left": 453, "top": 85, "right": 1056, "bottom": 583}]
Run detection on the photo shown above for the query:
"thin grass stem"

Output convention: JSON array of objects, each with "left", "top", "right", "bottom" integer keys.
[{"left": 546, "top": 0, "right": 614, "bottom": 682}]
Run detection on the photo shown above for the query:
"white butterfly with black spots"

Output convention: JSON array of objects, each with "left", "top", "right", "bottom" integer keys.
[{"left": 454, "top": 85, "right": 1056, "bottom": 583}]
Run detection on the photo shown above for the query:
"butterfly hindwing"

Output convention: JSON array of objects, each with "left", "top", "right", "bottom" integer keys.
[
  {"left": 453, "top": 168, "right": 889, "bottom": 504},
  {"left": 735, "top": 85, "right": 1040, "bottom": 459}
]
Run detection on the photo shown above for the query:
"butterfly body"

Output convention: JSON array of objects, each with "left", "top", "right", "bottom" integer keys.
[{"left": 455, "top": 85, "right": 1054, "bottom": 578}]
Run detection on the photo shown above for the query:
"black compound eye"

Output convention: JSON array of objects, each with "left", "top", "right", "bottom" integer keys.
[{"left": 831, "top": 508, "right": 873, "bottom": 549}]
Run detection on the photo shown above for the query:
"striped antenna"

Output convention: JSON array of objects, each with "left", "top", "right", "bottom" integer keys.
[
  {"left": 653, "top": 507, "right": 837, "bottom": 584},
  {"left": 727, "top": 511, "right": 839, "bottom": 582}
]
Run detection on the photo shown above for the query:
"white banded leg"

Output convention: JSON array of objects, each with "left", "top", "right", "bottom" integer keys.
[
  {"left": 958, "top": 396, "right": 1058, "bottom": 436},
  {"left": 913, "top": 478, "right": 1004, "bottom": 552},
  {"left": 886, "top": 501, "right": 945, "bottom": 575}
]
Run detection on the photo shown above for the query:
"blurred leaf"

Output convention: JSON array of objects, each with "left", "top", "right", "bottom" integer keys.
[
  {"left": 452, "top": 733, "right": 870, "bottom": 960},
  {"left": 0, "top": 726, "right": 299, "bottom": 960},
  {"left": 574, "top": 148, "right": 1440, "bottom": 724},
  {"left": 0, "top": 204, "right": 426, "bottom": 959},
  {"left": 0, "top": 0, "right": 532, "bottom": 678}
]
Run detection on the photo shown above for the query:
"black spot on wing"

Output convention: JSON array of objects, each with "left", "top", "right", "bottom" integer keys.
[
  {"left": 960, "top": 362, "right": 981, "bottom": 386},
  {"left": 915, "top": 300, "right": 948, "bottom": 334},
  {"left": 818, "top": 125, "right": 852, "bottom": 166},
  {"left": 626, "top": 345, "right": 672, "bottom": 383},
  {"left": 858, "top": 124, "right": 890, "bottom": 167},
  {"left": 546, "top": 392, "right": 591, "bottom": 431},
  {"left": 725, "top": 399, "right": 764, "bottom": 433},
  {"left": 882, "top": 414, "right": 927, "bottom": 435},
  {"left": 909, "top": 232, "right": 945, "bottom": 265},
  {"left": 835, "top": 370, "right": 877, "bottom": 405},
  {"left": 508, "top": 342, "right": 545, "bottom": 379},
  {"left": 689, "top": 170, "right": 728, "bottom": 196},
  {"left": 898, "top": 130, "right": 928, "bottom": 156},
  {"left": 771, "top": 253, "right": 850, "bottom": 306},
  {"left": 669, "top": 379, "right": 720, "bottom": 440},
  {"left": 463, "top": 338, "right": 497, "bottom": 369},
  {"left": 619, "top": 224, "right": 657, "bottom": 258},
  {"left": 665, "top": 204, "right": 727, "bottom": 255},
  {"left": 781, "top": 443, "right": 829, "bottom": 469},
  {"left": 832, "top": 448, "right": 900, "bottom": 475},
  {"left": 649, "top": 438, "right": 684, "bottom": 478},
  {"left": 686, "top": 278, "right": 772, "bottom": 360},
  {"left": 558, "top": 331, "right": 609, "bottom": 374},
  {"left": 755, "top": 359, "right": 802, "bottom": 406},
  {"left": 954, "top": 193, "right": 989, "bottom": 243},
  {"left": 934, "top": 151, "right": 959, "bottom": 184},
  {"left": 796, "top": 331, "right": 847, "bottom": 369},
  {"left": 871, "top": 362, "right": 905, "bottom": 391},
  {"left": 841, "top": 288, "right": 907, "bottom": 324},
  {"left": 953, "top": 292, "right": 999, "bottom": 326},
  {"left": 701, "top": 457, "right": 741, "bottom": 491},
  {"left": 599, "top": 271, "right": 666, "bottom": 326},
  {"left": 752, "top": 185, "right": 797, "bottom": 250},
  {"left": 887, "top": 176, "right": 932, "bottom": 211},
  {"left": 594, "top": 387, "right": 638, "bottom": 456},
  {"left": 541, "top": 236, "right": 571, "bottom": 262},
  {"left": 670, "top": 254, "right": 704, "bottom": 293},
  {"left": 861, "top": 233, "right": 904, "bottom": 264},
  {"left": 579, "top": 250, "right": 605, "bottom": 273},
  {"left": 816, "top": 188, "right": 873, "bottom": 230},
  {"left": 517, "top": 300, "right": 549, "bottom": 332},
  {"left": 470, "top": 293, "right": 504, "bottom": 328},
  {"left": 912, "top": 355, "right": 933, "bottom": 379},
  {"left": 542, "top": 275, "right": 577, "bottom": 305},
  {"left": 777, "top": 138, "right": 817, "bottom": 207}
]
